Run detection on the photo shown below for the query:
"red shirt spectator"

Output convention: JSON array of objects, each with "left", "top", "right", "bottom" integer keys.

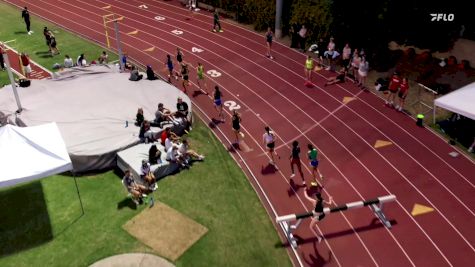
[
  {"left": 20, "top": 53, "right": 30, "bottom": 67},
  {"left": 388, "top": 73, "right": 401, "bottom": 92},
  {"left": 399, "top": 80, "right": 409, "bottom": 95},
  {"left": 160, "top": 130, "right": 168, "bottom": 145}
]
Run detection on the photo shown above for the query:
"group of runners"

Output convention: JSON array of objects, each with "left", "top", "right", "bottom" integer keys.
[
  {"left": 262, "top": 125, "right": 332, "bottom": 242},
  {"left": 175, "top": 5, "right": 333, "bottom": 240}
]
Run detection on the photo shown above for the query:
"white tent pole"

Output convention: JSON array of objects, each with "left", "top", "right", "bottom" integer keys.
[{"left": 1, "top": 45, "right": 23, "bottom": 113}]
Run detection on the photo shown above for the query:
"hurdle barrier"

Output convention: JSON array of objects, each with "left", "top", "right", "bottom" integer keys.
[{"left": 276, "top": 194, "right": 396, "bottom": 248}]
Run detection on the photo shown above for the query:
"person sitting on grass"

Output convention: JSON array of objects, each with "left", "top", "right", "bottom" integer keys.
[
  {"left": 98, "top": 51, "right": 108, "bottom": 64},
  {"left": 146, "top": 65, "right": 159, "bottom": 80},
  {"left": 179, "top": 139, "right": 205, "bottom": 162},
  {"left": 129, "top": 65, "right": 143, "bottom": 81},
  {"left": 63, "top": 54, "right": 74, "bottom": 68},
  {"left": 324, "top": 67, "right": 347, "bottom": 86},
  {"left": 160, "top": 127, "right": 180, "bottom": 146},
  {"left": 166, "top": 145, "right": 188, "bottom": 168},
  {"left": 77, "top": 53, "right": 87, "bottom": 67},
  {"left": 123, "top": 169, "right": 147, "bottom": 205},
  {"left": 140, "top": 159, "right": 156, "bottom": 189}
]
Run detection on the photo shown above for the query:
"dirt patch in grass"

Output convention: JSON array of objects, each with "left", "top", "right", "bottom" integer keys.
[{"left": 123, "top": 201, "right": 208, "bottom": 262}]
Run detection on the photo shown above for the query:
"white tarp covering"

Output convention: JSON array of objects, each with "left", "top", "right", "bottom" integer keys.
[
  {"left": 0, "top": 65, "right": 191, "bottom": 172},
  {"left": 0, "top": 122, "right": 72, "bottom": 188},
  {"left": 435, "top": 82, "right": 475, "bottom": 120}
]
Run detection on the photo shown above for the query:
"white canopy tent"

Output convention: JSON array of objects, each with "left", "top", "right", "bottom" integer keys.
[
  {"left": 434, "top": 82, "right": 475, "bottom": 122},
  {"left": 0, "top": 122, "right": 73, "bottom": 188}
]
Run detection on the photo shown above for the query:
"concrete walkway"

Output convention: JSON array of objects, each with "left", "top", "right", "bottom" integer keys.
[{"left": 90, "top": 253, "right": 175, "bottom": 267}]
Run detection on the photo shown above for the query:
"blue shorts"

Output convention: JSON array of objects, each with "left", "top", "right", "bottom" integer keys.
[
  {"left": 310, "top": 159, "right": 319, "bottom": 167},
  {"left": 214, "top": 99, "right": 222, "bottom": 106}
]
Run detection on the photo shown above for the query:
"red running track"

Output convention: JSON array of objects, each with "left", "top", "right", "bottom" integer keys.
[{"left": 6, "top": 0, "right": 475, "bottom": 266}]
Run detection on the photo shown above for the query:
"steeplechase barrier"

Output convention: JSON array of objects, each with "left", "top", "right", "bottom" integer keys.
[{"left": 276, "top": 194, "right": 396, "bottom": 248}]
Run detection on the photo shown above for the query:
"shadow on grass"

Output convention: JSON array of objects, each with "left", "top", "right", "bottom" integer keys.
[
  {"left": 14, "top": 31, "right": 27, "bottom": 34},
  {"left": 38, "top": 54, "right": 53, "bottom": 58},
  {"left": 35, "top": 51, "right": 51, "bottom": 55},
  {"left": 117, "top": 197, "right": 137, "bottom": 210},
  {"left": 0, "top": 181, "right": 53, "bottom": 257}
]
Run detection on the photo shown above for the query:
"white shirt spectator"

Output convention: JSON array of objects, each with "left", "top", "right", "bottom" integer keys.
[
  {"left": 64, "top": 57, "right": 73, "bottom": 68},
  {"left": 166, "top": 146, "right": 178, "bottom": 162},
  {"left": 164, "top": 138, "right": 173, "bottom": 151},
  {"left": 77, "top": 55, "right": 87, "bottom": 66},
  {"left": 178, "top": 143, "right": 187, "bottom": 154}
]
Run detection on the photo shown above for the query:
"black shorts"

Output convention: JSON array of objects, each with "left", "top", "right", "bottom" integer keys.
[
  {"left": 266, "top": 142, "right": 275, "bottom": 149},
  {"left": 317, "top": 213, "right": 326, "bottom": 221},
  {"left": 398, "top": 92, "right": 406, "bottom": 99},
  {"left": 183, "top": 75, "right": 189, "bottom": 81}
]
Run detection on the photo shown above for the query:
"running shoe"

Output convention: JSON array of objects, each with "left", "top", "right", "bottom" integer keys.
[
  {"left": 219, "top": 29, "right": 224, "bottom": 32},
  {"left": 290, "top": 173, "right": 296, "bottom": 178}
]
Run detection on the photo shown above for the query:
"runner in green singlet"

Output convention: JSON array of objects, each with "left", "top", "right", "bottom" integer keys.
[
  {"left": 304, "top": 55, "right": 314, "bottom": 84},
  {"left": 307, "top": 144, "right": 323, "bottom": 181},
  {"left": 196, "top": 62, "right": 208, "bottom": 94}
]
